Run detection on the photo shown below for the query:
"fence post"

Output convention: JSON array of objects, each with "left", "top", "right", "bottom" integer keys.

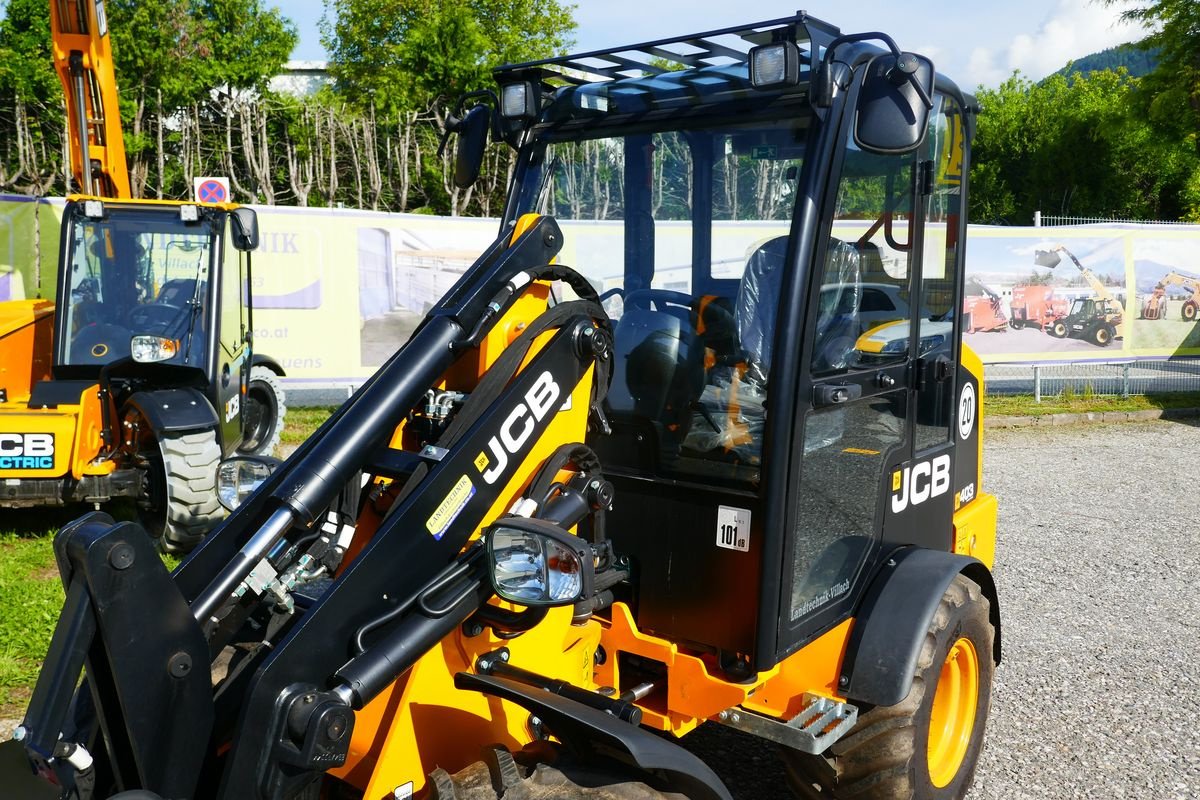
[
  {"left": 1034, "top": 365, "right": 1041, "bottom": 403},
  {"left": 1122, "top": 362, "right": 1130, "bottom": 399},
  {"left": 1033, "top": 210, "right": 1041, "bottom": 228}
]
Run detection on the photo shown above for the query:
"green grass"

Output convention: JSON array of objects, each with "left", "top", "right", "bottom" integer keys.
[
  {"left": 280, "top": 406, "right": 338, "bottom": 445},
  {"left": 987, "top": 391, "right": 1200, "bottom": 417},
  {"left": 0, "top": 531, "right": 64, "bottom": 718}
]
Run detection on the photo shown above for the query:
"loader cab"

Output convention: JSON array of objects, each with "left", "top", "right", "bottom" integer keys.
[
  {"left": 497, "top": 18, "right": 979, "bottom": 671},
  {"left": 54, "top": 199, "right": 254, "bottom": 453}
]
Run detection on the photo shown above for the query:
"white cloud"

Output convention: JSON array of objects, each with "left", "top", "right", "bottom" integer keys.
[{"left": 965, "top": 0, "right": 1147, "bottom": 88}]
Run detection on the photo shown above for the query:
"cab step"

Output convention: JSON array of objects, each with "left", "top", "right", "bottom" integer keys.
[{"left": 715, "top": 694, "right": 858, "bottom": 755}]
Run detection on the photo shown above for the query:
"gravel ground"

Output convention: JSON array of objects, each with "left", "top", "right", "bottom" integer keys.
[
  {"left": 4, "top": 421, "right": 1198, "bottom": 798},
  {"left": 684, "top": 419, "right": 1200, "bottom": 799}
]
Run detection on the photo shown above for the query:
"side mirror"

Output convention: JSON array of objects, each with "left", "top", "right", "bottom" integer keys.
[
  {"left": 451, "top": 104, "right": 491, "bottom": 190},
  {"left": 230, "top": 207, "right": 260, "bottom": 252},
  {"left": 485, "top": 517, "right": 595, "bottom": 606},
  {"left": 217, "top": 455, "right": 281, "bottom": 511},
  {"left": 854, "top": 52, "right": 935, "bottom": 154}
]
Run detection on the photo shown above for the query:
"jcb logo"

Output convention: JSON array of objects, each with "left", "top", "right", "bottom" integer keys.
[
  {"left": 890, "top": 454, "right": 951, "bottom": 513},
  {"left": 0, "top": 433, "right": 55, "bottom": 470},
  {"left": 478, "top": 371, "right": 560, "bottom": 485}
]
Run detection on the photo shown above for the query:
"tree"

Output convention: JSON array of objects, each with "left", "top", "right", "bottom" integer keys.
[
  {"left": 1098, "top": 0, "right": 1200, "bottom": 217},
  {"left": 321, "top": 0, "right": 576, "bottom": 113},
  {"left": 0, "top": 0, "right": 64, "bottom": 193},
  {"left": 105, "top": 0, "right": 296, "bottom": 196},
  {"left": 970, "top": 68, "right": 1200, "bottom": 223}
]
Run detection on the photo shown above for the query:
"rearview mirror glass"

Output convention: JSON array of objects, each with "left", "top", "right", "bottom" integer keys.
[
  {"left": 230, "top": 207, "right": 260, "bottom": 252},
  {"left": 454, "top": 104, "right": 492, "bottom": 190}
]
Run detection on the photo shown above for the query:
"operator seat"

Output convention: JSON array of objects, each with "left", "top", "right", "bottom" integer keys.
[{"left": 735, "top": 236, "right": 788, "bottom": 376}]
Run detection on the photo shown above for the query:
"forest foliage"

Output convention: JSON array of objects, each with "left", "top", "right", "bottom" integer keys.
[{"left": 0, "top": 0, "right": 1197, "bottom": 222}]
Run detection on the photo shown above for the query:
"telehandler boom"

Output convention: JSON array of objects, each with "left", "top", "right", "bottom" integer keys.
[{"left": 3, "top": 13, "right": 1000, "bottom": 800}]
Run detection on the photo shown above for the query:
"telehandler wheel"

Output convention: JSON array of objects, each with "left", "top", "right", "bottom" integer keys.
[
  {"left": 140, "top": 429, "right": 224, "bottom": 554},
  {"left": 1092, "top": 325, "right": 1114, "bottom": 347},
  {"left": 238, "top": 366, "right": 287, "bottom": 456},
  {"left": 428, "top": 744, "right": 686, "bottom": 799},
  {"left": 1183, "top": 301, "right": 1198, "bottom": 322},
  {"left": 1049, "top": 320, "right": 1067, "bottom": 338},
  {"left": 782, "top": 575, "right": 994, "bottom": 800}
]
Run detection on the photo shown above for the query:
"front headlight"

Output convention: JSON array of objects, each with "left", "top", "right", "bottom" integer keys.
[
  {"left": 485, "top": 517, "right": 594, "bottom": 606},
  {"left": 131, "top": 335, "right": 179, "bottom": 363},
  {"left": 217, "top": 456, "right": 280, "bottom": 511}
]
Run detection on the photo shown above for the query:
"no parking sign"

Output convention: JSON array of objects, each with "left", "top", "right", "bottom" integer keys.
[{"left": 193, "top": 176, "right": 230, "bottom": 204}]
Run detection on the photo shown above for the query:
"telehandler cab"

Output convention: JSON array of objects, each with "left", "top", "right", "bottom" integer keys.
[
  {"left": 0, "top": 0, "right": 287, "bottom": 552},
  {"left": 3, "top": 12, "right": 1000, "bottom": 800}
]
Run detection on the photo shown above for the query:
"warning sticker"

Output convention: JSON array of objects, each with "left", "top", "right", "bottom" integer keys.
[
  {"left": 716, "top": 505, "right": 751, "bottom": 552},
  {"left": 426, "top": 475, "right": 475, "bottom": 540}
]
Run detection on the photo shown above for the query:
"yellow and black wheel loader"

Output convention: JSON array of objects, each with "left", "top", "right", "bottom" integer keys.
[
  {"left": 0, "top": 0, "right": 286, "bottom": 552},
  {"left": 2, "top": 12, "right": 1000, "bottom": 800}
]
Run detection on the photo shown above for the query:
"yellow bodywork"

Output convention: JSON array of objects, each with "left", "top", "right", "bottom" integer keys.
[
  {"left": 952, "top": 344, "right": 997, "bottom": 569},
  {"left": 0, "top": 300, "right": 54, "bottom": 402}
]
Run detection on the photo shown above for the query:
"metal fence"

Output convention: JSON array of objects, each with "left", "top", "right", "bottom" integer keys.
[
  {"left": 1033, "top": 212, "right": 1197, "bottom": 227},
  {"left": 983, "top": 359, "right": 1200, "bottom": 400}
]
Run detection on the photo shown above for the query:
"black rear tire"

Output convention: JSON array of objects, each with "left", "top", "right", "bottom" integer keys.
[
  {"left": 782, "top": 575, "right": 994, "bottom": 799},
  {"left": 238, "top": 366, "right": 287, "bottom": 456}
]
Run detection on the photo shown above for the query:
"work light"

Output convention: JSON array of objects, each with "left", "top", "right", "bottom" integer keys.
[
  {"left": 500, "top": 81, "right": 539, "bottom": 120},
  {"left": 485, "top": 517, "right": 594, "bottom": 605},
  {"left": 217, "top": 457, "right": 278, "bottom": 511},
  {"left": 749, "top": 41, "right": 801, "bottom": 88}
]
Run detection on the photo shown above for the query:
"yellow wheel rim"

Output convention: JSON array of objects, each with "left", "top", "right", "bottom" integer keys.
[{"left": 927, "top": 636, "right": 979, "bottom": 788}]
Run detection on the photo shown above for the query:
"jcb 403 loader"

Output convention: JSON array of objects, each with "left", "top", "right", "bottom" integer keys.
[
  {"left": 0, "top": 0, "right": 287, "bottom": 552},
  {"left": 3, "top": 13, "right": 1000, "bottom": 800}
]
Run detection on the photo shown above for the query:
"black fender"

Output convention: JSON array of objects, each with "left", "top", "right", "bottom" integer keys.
[
  {"left": 840, "top": 546, "right": 1001, "bottom": 707},
  {"left": 455, "top": 672, "right": 733, "bottom": 800},
  {"left": 124, "top": 388, "right": 219, "bottom": 435},
  {"left": 251, "top": 353, "right": 286, "bottom": 376}
]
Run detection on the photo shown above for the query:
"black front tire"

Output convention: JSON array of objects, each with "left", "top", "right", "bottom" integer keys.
[
  {"left": 783, "top": 575, "right": 994, "bottom": 799},
  {"left": 139, "top": 429, "right": 224, "bottom": 554},
  {"left": 428, "top": 744, "right": 686, "bottom": 799},
  {"left": 1049, "top": 320, "right": 1068, "bottom": 338},
  {"left": 238, "top": 366, "right": 287, "bottom": 456}
]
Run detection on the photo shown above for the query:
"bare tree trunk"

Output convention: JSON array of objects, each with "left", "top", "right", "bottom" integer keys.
[{"left": 156, "top": 89, "right": 165, "bottom": 199}]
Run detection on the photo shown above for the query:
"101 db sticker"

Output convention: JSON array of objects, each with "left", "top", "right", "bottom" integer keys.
[{"left": 716, "top": 506, "right": 751, "bottom": 552}]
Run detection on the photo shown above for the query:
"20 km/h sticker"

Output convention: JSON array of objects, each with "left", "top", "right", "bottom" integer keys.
[{"left": 716, "top": 505, "right": 751, "bottom": 552}]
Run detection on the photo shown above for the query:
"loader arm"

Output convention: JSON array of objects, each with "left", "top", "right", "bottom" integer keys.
[
  {"left": 1050, "top": 245, "right": 1125, "bottom": 313},
  {"left": 13, "top": 216, "right": 661, "bottom": 800}
]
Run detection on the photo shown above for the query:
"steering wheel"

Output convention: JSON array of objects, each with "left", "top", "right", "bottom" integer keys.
[
  {"left": 623, "top": 288, "right": 694, "bottom": 313},
  {"left": 127, "top": 303, "right": 183, "bottom": 333}
]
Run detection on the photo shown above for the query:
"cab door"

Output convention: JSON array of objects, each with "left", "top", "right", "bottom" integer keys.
[
  {"left": 214, "top": 226, "right": 249, "bottom": 453},
  {"left": 779, "top": 93, "right": 966, "bottom": 650}
]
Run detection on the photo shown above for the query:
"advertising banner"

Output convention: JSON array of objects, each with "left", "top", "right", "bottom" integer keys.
[{"left": 2, "top": 197, "right": 1198, "bottom": 385}]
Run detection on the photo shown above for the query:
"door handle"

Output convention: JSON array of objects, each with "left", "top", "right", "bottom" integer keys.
[{"left": 814, "top": 383, "right": 862, "bottom": 407}]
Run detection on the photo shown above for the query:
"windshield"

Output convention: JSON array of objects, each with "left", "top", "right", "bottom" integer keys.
[
  {"left": 513, "top": 115, "right": 810, "bottom": 488},
  {"left": 62, "top": 208, "right": 218, "bottom": 368}
]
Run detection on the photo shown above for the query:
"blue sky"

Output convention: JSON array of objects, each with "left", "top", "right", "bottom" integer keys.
[{"left": 281, "top": 0, "right": 1147, "bottom": 90}]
